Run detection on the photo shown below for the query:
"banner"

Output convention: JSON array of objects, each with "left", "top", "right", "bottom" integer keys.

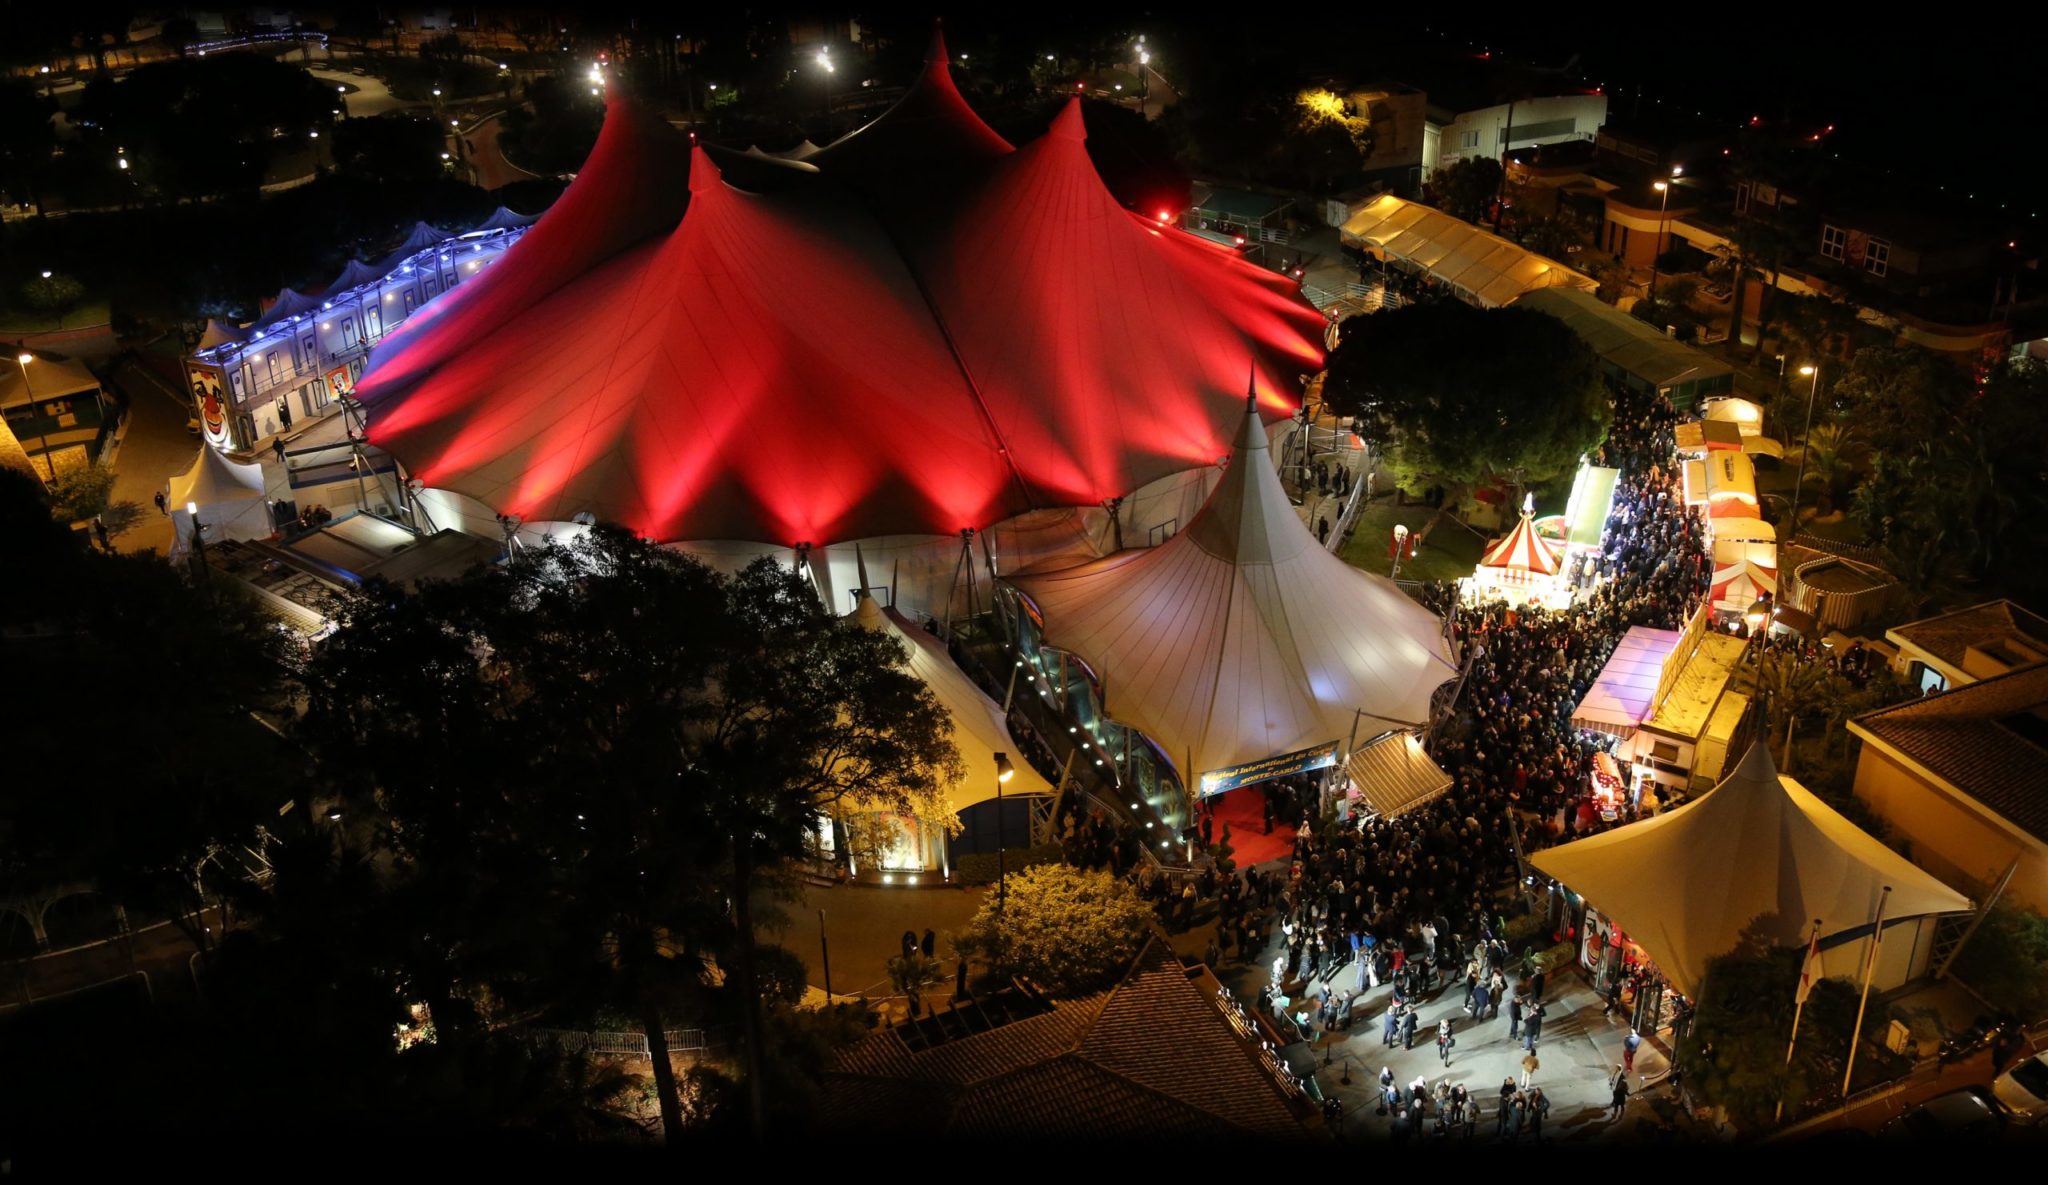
[
  {"left": 189, "top": 365, "right": 230, "bottom": 447},
  {"left": 325, "top": 365, "right": 354, "bottom": 400},
  {"left": 1199, "top": 740, "right": 1340, "bottom": 797}
]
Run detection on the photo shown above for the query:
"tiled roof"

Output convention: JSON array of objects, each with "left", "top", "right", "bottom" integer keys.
[
  {"left": 1851, "top": 664, "right": 2048, "bottom": 846},
  {"left": 824, "top": 937, "right": 1323, "bottom": 1141},
  {"left": 1888, "top": 600, "right": 2048, "bottom": 671}
]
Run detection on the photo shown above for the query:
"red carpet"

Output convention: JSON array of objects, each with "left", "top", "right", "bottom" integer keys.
[{"left": 1202, "top": 787, "right": 1296, "bottom": 867}]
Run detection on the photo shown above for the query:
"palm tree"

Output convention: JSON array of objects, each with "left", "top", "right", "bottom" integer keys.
[{"left": 1797, "top": 421, "right": 1862, "bottom": 515}]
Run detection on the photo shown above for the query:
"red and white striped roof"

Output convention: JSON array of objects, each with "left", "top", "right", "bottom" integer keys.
[{"left": 1480, "top": 511, "right": 1563, "bottom": 577}]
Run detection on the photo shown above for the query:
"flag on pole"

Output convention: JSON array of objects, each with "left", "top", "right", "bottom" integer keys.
[{"left": 1794, "top": 926, "right": 1823, "bottom": 1004}]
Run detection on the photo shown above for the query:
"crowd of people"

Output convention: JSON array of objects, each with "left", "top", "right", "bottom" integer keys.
[{"left": 1157, "top": 383, "right": 1713, "bottom": 1137}]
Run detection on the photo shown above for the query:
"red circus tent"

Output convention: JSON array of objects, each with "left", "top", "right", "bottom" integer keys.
[
  {"left": 1480, "top": 508, "right": 1563, "bottom": 577},
  {"left": 358, "top": 45, "right": 1327, "bottom": 548},
  {"left": 356, "top": 93, "right": 692, "bottom": 400}
]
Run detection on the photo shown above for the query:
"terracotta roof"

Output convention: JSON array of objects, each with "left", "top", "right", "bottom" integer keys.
[
  {"left": 1851, "top": 664, "right": 2048, "bottom": 846},
  {"left": 823, "top": 938, "right": 1323, "bottom": 1141},
  {"left": 1887, "top": 600, "right": 2048, "bottom": 672}
]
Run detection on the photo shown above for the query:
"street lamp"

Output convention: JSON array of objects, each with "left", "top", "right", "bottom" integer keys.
[
  {"left": 1648, "top": 179, "right": 1672, "bottom": 300},
  {"left": 994, "top": 752, "right": 1016, "bottom": 915},
  {"left": 1390, "top": 523, "right": 1410, "bottom": 578},
  {"left": 15, "top": 352, "right": 55, "bottom": 481},
  {"left": 1790, "top": 363, "right": 1823, "bottom": 529},
  {"left": 815, "top": 46, "right": 835, "bottom": 136}
]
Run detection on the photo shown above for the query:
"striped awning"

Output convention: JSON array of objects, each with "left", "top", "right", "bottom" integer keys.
[{"left": 1346, "top": 731, "right": 1452, "bottom": 819}]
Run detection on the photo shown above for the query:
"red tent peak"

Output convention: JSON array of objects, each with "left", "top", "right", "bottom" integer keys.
[
  {"left": 688, "top": 143, "right": 723, "bottom": 195},
  {"left": 1048, "top": 97, "right": 1088, "bottom": 143},
  {"left": 924, "top": 21, "right": 950, "bottom": 69}
]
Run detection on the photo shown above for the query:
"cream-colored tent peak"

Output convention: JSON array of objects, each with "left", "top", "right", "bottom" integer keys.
[
  {"left": 1531, "top": 742, "right": 1971, "bottom": 997},
  {"left": 845, "top": 591, "right": 1054, "bottom": 813},
  {"left": 1011, "top": 401, "right": 1455, "bottom": 779}
]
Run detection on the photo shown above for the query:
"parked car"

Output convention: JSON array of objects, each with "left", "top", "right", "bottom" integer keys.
[
  {"left": 1879, "top": 1087, "right": 2010, "bottom": 1140},
  {"left": 1992, "top": 1051, "right": 2048, "bottom": 1125}
]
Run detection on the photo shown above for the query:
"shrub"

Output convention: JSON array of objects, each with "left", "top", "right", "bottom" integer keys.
[
  {"left": 1952, "top": 905, "right": 2048, "bottom": 1022},
  {"left": 954, "top": 864, "right": 1153, "bottom": 997}
]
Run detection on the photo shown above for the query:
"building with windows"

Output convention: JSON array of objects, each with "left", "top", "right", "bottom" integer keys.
[
  {"left": 184, "top": 207, "right": 536, "bottom": 453},
  {"left": 1330, "top": 75, "right": 1606, "bottom": 198},
  {"left": 1885, "top": 600, "right": 2048, "bottom": 694},
  {"left": 1847, "top": 663, "right": 2048, "bottom": 911},
  {"left": 0, "top": 352, "right": 108, "bottom": 480}
]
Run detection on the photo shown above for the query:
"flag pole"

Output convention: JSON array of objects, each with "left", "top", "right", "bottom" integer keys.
[
  {"left": 1775, "top": 917, "right": 1823, "bottom": 1124},
  {"left": 1841, "top": 887, "right": 1892, "bottom": 1099}
]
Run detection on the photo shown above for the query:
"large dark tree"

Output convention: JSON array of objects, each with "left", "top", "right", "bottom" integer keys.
[
  {"left": 72, "top": 55, "right": 333, "bottom": 201},
  {"left": 300, "top": 527, "right": 958, "bottom": 1141},
  {"left": 1321, "top": 303, "right": 1609, "bottom": 494},
  {"left": 1432, "top": 156, "right": 1504, "bottom": 224}
]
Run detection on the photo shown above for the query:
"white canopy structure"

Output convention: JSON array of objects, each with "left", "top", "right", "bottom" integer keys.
[
  {"left": 846, "top": 593, "right": 1054, "bottom": 813},
  {"left": 168, "top": 445, "right": 271, "bottom": 554},
  {"left": 1010, "top": 399, "right": 1456, "bottom": 780},
  {"left": 1571, "top": 625, "right": 1683, "bottom": 740},
  {"left": 1532, "top": 743, "right": 1972, "bottom": 998},
  {"left": 1711, "top": 559, "right": 1777, "bottom": 615},
  {"left": 1339, "top": 194, "right": 1596, "bottom": 307}
]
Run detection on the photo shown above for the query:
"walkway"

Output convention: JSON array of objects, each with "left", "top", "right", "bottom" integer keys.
[
  {"left": 796, "top": 882, "right": 988, "bottom": 1001},
  {"left": 1177, "top": 914, "right": 1695, "bottom": 1142},
  {"left": 100, "top": 352, "right": 197, "bottom": 556}
]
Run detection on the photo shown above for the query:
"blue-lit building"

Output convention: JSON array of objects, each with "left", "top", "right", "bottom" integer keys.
[{"left": 186, "top": 207, "right": 535, "bottom": 452}]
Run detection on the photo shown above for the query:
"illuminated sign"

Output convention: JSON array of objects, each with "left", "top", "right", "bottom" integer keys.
[{"left": 1199, "top": 740, "right": 1340, "bottom": 797}]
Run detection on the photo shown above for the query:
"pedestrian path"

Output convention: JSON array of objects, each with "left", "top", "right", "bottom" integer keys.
[{"left": 1180, "top": 919, "right": 1688, "bottom": 1143}]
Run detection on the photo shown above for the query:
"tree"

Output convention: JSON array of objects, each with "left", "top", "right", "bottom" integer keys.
[
  {"left": 1433, "top": 157, "right": 1503, "bottom": 224},
  {"left": 0, "top": 80, "right": 56, "bottom": 215},
  {"left": 334, "top": 114, "right": 449, "bottom": 188},
  {"left": 1675, "top": 931, "right": 1868, "bottom": 1127},
  {"left": 1950, "top": 906, "right": 2048, "bottom": 1023},
  {"left": 1796, "top": 421, "right": 1861, "bottom": 515},
  {"left": 885, "top": 951, "right": 942, "bottom": 1016},
  {"left": 19, "top": 271, "right": 84, "bottom": 325},
  {"left": 300, "top": 526, "right": 958, "bottom": 1141},
  {"left": 954, "top": 864, "right": 1153, "bottom": 996},
  {"left": 1321, "top": 302, "right": 1609, "bottom": 496},
  {"left": 45, "top": 458, "right": 116, "bottom": 521}
]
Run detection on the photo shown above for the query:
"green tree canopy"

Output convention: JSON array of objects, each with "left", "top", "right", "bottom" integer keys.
[
  {"left": 300, "top": 526, "right": 960, "bottom": 1139},
  {"left": 1432, "top": 156, "right": 1503, "bottom": 224},
  {"left": 955, "top": 864, "right": 1153, "bottom": 997},
  {"left": 1321, "top": 302, "right": 1610, "bottom": 491}
]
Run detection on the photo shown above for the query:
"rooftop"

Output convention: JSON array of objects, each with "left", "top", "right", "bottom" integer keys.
[
  {"left": 1887, "top": 600, "right": 2048, "bottom": 673},
  {"left": 1514, "top": 286, "right": 1731, "bottom": 387},
  {"left": 1643, "top": 631, "right": 1746, "bottom": 741},
  {"left": 823, "top": 938, "right": 1323, "bottom": 1141},
  {"left": 1850, "top": 663, "right": 2048, "bottom": 846}
]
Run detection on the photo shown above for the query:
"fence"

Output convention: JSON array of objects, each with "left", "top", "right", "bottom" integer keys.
[{"left": 523, "top": 1027, "right": 718, "bottom": 1060}]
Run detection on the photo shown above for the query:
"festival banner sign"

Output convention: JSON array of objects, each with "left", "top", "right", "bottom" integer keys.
[
  {"left": 1198, "top": 740, "right": 1341, "bottom": 798},
  {"left": 189, "top": 365, "right": 230, "bottom": 446}
]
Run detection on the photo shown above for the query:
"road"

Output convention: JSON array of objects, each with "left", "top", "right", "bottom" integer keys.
[
  {"left": 797, "top": 882, "right": 989, "bottom": 1000},
  {"left": 100, "top": 351, "right": 197, "bottom": 556},
  {"left": 309, "top": 68, "right": 416, "bottom": 119},
  {"left": 462, "top": 113, "right": 545, "bottom": 193}
]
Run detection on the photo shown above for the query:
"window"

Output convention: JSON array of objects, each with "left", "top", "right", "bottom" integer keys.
[
  {"left": 300, "top": 334, "right": 315, "bottom": 370},
  {"left": 1864, "top": 238, "right": 1890, "bottom": 277},
  {"left": 1460, "top": 130, "right": 1480, "bottom": 149},
  {"left": 1734, "top": 181, "right": 1750, "bottom": 214},
  {"left": 265, "top": 352, "right": 282, "bottom": 385},
  {"left": 341, "top": 318, "right": 359, "bottom": 349},
  {"left": 1650, "top": 741, "right": 1681, "bottom": 764},
  {"left": 1497, "top": 126, "right": 1508, "bottom": 145},
  {"left": 1820, "top": 224, "right": 1846, "bottom": 261}
]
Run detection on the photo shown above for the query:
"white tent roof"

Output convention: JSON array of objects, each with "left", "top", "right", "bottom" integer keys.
[
  {"left": 1531, "top": 743, "right": 1972, "bottom": 997},
  {"left": 846, "top": 594, "right": 1054, "bottom": 813},
  {"left": 1346, "top": 730, "right": 1452, "bottom": 819},
  {"left": 1011, "top": 399, "right": 1456, "bottom": 779},
  {"left": 1572, "top": 625, "right": 1682, "bottom": 739},
  {"left": 194, "top": 318, "right": 246, "bottom": 351},
  {"left": 169, "top": 445, "right": 267, "bottom": 509},
  {"left": 1481, "top": 509, "right": 1563, "bottom": 577},
  {"left": 1339, "top": 194, "right": 1596, "bottom": 307}
]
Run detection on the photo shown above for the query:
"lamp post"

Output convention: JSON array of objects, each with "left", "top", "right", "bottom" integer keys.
[
  {"left": 186, "top": 500, "right": 214, "bottom": 604},
  {"left": 1648, "top": 173, "right": 1673, "bottom": 300},
  {"left": 15, "top": 352, "right": 56, "bottom": 481},
  {"left": 1390, "top": 523, "right": 1410, "bottom": 579},
  {"left": 1789, "top": 363, "right": 1823, "bottom": 531},
  {"left": 994, "top": 752, "right": 1016, "bottom": 915},
  {"left": 815, "top": 47, "right": 835, "bottom": 140}
]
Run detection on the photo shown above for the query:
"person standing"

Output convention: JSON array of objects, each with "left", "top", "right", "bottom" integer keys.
[
  {"left": 1524, "top": 1000, "right": 1545, "bottom": 1051},
  {"left": 1495, "top": 1079, "right": 1515, "bottom": 1138},
  {"left": 1383, "top": 1001, "right": 1400, "bottom": 1048},
  {"left": 1609, "top": 1066, "right": 1630, "bottom": 1119},
  {"left": 1437, "top": 1017, "right": 1454, "bottom": 1066},
  {"left": 1400, "top": 1005, "right": 1418, "bottom": 1051},
  {"left": 1602, "top": 975, "right": 1624, "bottom": 1019},
  {"left": 1528, "top": 1087, "right": 1550, "bottom": 1143},
  {"left": 1623, "top": 1027, "right": 1642, "bottom": 1073},
  {"left": 1317, "top": 514, "right": 1331, "bottom": 545},
  {"left": 1508, "top": 992, "right": 1523, "bottom": 1040},
  {"left": 1520, "top": 1048, "right": 1539, "bottom": 1090},
  {"left": 1471, "top": 979, "right": 1491, "bottom": 1023},
  {"left": 900, "top": 930, "right": 917, "bottom": 961},
  {"left": 920, "top": 928, "right": 936, "bottom": 959},
  {"left": 153, "top": 490, "right": 167, "bottom": 515}
]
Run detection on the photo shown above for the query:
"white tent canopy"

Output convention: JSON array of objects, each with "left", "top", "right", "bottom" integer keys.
[
  {"left": 1010, "top": 399, "right": 1456, "bottom": 780},
  {"left": 1339, "top": 194, "right": 1597, "bottom": 307},
  {"left": 847, "top": 594, "right": 1054, "bottom": 813},
  {"left": 1531, "top": 743, "right": 1971, "bottom": 997},
  {"left": 168, "top": 445, "right": 272, "bottom": 553}
]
